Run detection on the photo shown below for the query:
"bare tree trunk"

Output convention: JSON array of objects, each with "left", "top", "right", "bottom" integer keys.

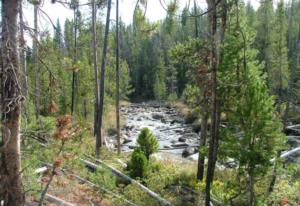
[
  {"left": 97, "top": 0, "right": 112, "bottom": 156},
  {"left": 197, "top": 110, "right": 208, "bottom": 180},
  {"left": 205, "top": 0, "right": 219, "bottom": 205},
  {"left": 34, "top": 2, "right": 40, "bottom": 121},
  {"left": 116, "top": 0, "right": 121, "bottom": 154},
  {"left": 71, "top": 3, "right": 78, "bottom": 115},
  {"left": 194, "top": 0, "right": 199, "bottom": 38},
  {"left": 92, "top": 0, "right": 101, "bottom": 154},
  {"left": 19, "top": 0, "right": 29, "bottom": 124},
  {"left": 0, "top": 0, "right": 25, "bottom": 205}
]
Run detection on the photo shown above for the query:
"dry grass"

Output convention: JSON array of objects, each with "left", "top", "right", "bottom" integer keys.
[{"left": 171, "top": 101, "right": 191, "bottom": 118}]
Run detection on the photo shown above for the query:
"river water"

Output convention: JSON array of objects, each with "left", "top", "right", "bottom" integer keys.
[
  {"left": 107, "top": 102, "right": 199, "bottom": 158},
  {"left": 107, "top": 102, "right": 300, "bottom": 163}
]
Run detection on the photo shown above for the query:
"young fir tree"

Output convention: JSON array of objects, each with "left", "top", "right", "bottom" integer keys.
[{"left": 219, "top": 3, "right": 285, "bottom": 205}]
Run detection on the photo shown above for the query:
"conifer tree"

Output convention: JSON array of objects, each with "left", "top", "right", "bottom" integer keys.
[{"left": 269, "top": 0, "right": 289, "bottom": 103}]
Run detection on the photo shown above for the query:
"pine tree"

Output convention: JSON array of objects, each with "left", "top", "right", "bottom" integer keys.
[
  {"left": 269, "top": 0, "right": 289, "bottom": 103},
  {"left": 254, "top": 0, "right": 274, "bottom": 84}
]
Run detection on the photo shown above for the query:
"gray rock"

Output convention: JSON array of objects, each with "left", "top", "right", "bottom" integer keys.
[
  {"left": 152, "top": 113, "right": 164, "bottom": 120},
  {"left": 123, "top": 138, "right": 132, "bottom": 144},
  {"left": 192, "top": 123, "right": 201, "bottom": 133},
  {"left": 171, "top": 143, "right": 189, "bottom": 147},
  {"left": 178, "top": 137, "right": 187, "bottom": 142},
  {"left": 287, "top": 136, "right": 300, "bottom": 147},
  {"left": 182, "top": 147, "right": 198, "bottom": 158},
  {"left": 128, "top": 145, "right": 137, "bottom": 149}
]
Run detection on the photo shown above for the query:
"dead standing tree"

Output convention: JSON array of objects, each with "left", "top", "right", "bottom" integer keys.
[
  {"left": 33, "top": 0, "right": 41, "bottom": 121},
  {"left": 0, "top": 0, "right": 25, "bottom": 205}
]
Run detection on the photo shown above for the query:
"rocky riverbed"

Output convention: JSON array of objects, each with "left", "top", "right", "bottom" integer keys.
[
  {"left": 107, "top": 102, "right": 300, "bottom": 163},
  {"left": 107, "top": 102, "right": 200, "bottom": 159}
]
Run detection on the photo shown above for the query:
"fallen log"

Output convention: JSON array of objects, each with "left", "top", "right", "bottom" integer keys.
[
  {"left": 34, "top": 166, "right": 48, "bottom": 174},
  {"left": 40, "top": 163, "right": 137, "bottom": 206},
  {"left": 82, "top": 157, "right": 173, "bottom": 206},
  {"left": 45, "top": 194, "right": 75, "bottom": 206},
  {"left": 159, "top": 145, "right": 199, "bottom": 151},
  {"left": 270, "top": 147, "right": 300, "bottom": 162},
  {"left": 71, "top": 174, "right": 138, "bottom": 206}
]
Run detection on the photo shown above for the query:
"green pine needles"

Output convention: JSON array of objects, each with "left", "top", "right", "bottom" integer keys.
[
  {"left": 128, "top": 128, "right": 159, "bottom": 178},
  {"left": 137, "top": 128, "right": 159, "bottom": 160}
]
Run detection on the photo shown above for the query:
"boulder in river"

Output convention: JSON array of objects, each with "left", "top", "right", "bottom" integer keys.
[
  {"left": 178, "top": 137, "right": 187, "bottom": 142},
  {"left": 123, "top": 138, "right": 133, "bottom": 144},
  {"left": 184, "top": 112, "right": 198, "bottom": 124},
  {"left": 171, "top": 143, "right": 189, "bottom": 147},
  {"left": 170, "top": 118, "right": 183, "bottom": 124},
  {"left": 192, "top": 123, "right": 201, "bottom": 133},
  {"left": 287, "top": 136, "right": 300, "bottom": 148},
  {"left": 152, "top": 113, "right": 164, "bottom": 120},
  {"left": 182, "top": 147, "right": 198, "bottom": 158}
]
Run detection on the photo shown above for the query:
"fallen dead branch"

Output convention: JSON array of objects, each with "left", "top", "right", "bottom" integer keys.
[{"left": 45, "top": 193, "right": 75, "bottom": 206}]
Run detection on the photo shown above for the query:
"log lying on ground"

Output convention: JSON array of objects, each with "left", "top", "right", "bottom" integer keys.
[
  {"left": 270, "top": 147, "right": 300, "bottom": 162},
  {"left": 45, "top": 194, "right": 75, "bottom": 206},
  {"left": 71, "top": 173, "right": 138, "bottom": 206},
  {"left": 82, "top": 157, "right": 173, "bottom": 206},
  {"left": 40, "top": 163, "right": 137, "bottom": 206},
  {"left": 34, "top": 166, "right": 48, "bottom": 174},
  {"left": 159, "top": 145, "right": 198, "bottom": 151},
  {"left": 280, "top": 147, "right": 300, "bottom": 159}
]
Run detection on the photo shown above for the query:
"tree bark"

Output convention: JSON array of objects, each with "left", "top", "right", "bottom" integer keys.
[
  {"left": 194, "top": 0, "right": 199, "bottom": 38},
  {"left": 71, "top": 3, "right": 78, "bottom": 115},
  {"left": 92, "top": 0, "right": 100, "bottom": 153},
  {"left": 19, "top": 0, "right": 29, "bottom": 123},
  {"left": 97, "top": 0, "right": 112, "bottom": 155},
  {"left": 197, "top": 110, "right": 208, "bottom": 180},
  {"left": 116, "top": 0, "right": 121, "bottom": 154},
  {"left": 0, "top": 0, "right": 25, "bottom": 205},
  {"left": 34, "top": 1, "right": 40, "bottom": 121},
  {"left": 205, "top": 0, "right": 219, "bottom": 205}
]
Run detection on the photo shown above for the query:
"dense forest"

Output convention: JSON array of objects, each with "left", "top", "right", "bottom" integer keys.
[{"left": 1, "top": 0, "right": 300, "bottom": 205}]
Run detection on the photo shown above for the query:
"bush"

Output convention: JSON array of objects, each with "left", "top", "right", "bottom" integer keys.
[
  {"left": 128, "top": 149, "right": 149, "bottom": 178},
  {"left": 137, "top": 128, "right": 159, "bottom": 160}
]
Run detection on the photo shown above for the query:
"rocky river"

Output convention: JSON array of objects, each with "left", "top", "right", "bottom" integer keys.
[
  {"left": 107, "top": 102, "right": 300, "bottom": 163},
  {"left": 107, "top": 102, "right": 200, "bottom": 159}
]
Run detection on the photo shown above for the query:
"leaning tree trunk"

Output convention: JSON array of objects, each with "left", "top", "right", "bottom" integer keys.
[
  {"left": 97, "top": 0, "right": 112, "bottom": 156},
  {"left": 0, "top": 0, "right": 25, "bottom": 205},
  {"left": 205, "top": 0, "right": 219, "bottom": 205}
]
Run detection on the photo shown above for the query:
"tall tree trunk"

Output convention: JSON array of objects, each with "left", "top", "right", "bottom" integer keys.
[
  {"left": 71, "top": 3, "right": 78, "bottom": 115},
  {"left": 0, "top": 0, "right": 25, "bottom": 205},
  {"left": 97, "top": 0, "right": 112, "bottom": 156},
  {"left": 116, "top": 0, "right": 121, "bottom": 154},
  {"left": 197, "top": 109, "right": 208, "bottom": 180},
  {"left": 205, "top": 0, "right": 219, "bottom": 205},
  {"left": 194, "top": 0, "right": 199, "bottom": 38},
  {"left": 19, "top": 0, "right": 29, "bottom": 124},
  {"left": 34, "top": 1, "right": 40, "bottom": 121},
  {"left": 92, "top": 0, "right": 100, "bottom": 154}
]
